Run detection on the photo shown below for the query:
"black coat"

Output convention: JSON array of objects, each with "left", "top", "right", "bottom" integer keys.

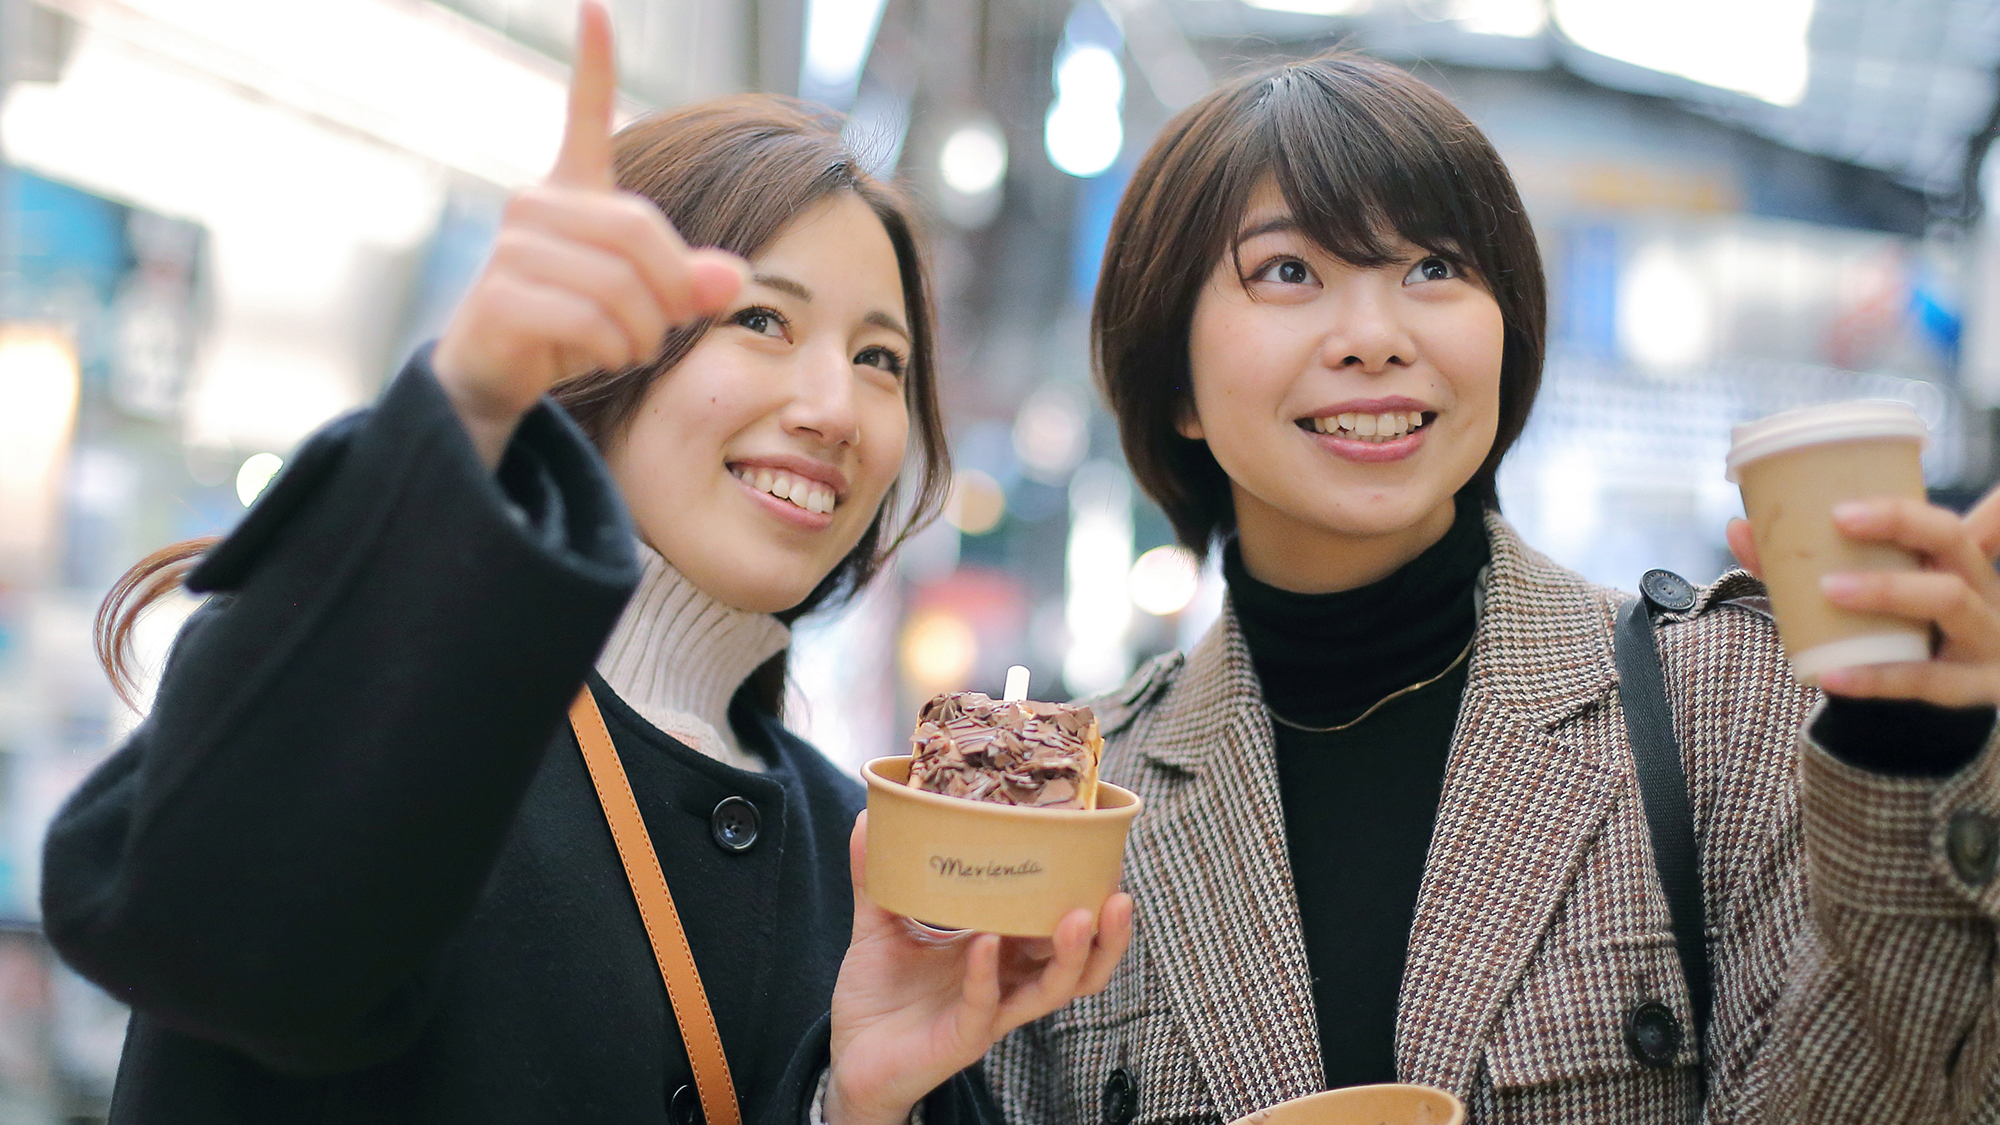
[{"left": 40, "top": 352, "right": 992, "bottom": 1125}]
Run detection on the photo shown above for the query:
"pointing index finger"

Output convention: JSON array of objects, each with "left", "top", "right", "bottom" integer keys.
[{"left": 550, "top": 1, "right": 617, "bottom": 189}]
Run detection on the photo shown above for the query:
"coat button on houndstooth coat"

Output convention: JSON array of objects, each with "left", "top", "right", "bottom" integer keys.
[{"left": 984, "top": 514, "right": 2000, "bottom": 1125}]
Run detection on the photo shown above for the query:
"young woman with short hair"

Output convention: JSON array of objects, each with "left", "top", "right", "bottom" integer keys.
[{"left": 987, "top": 52, "right": 2000, "bottom": 1124}]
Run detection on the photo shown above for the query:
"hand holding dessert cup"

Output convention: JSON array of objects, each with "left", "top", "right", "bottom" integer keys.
[
  {"left": 863, "top": 666, "right": 1143, "bottom": 936},
  {"left": 825, "top": 669, "right": 1138, "bottom": 1125}
]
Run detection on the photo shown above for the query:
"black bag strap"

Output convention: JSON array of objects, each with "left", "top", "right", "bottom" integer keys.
[{"left": 1614, "top": 576, "right": 1712, "bottom": 1080}]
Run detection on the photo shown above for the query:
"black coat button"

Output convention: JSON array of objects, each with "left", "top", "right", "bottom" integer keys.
[
  {"left": 1623, "top": 1000, "right": 1682, "bottom": 1068},
  {"left": 1640, "top": 569, "right": 1697, "bottom": 614},
  {"left": 1101, "top": 1066, "right": 1138, "bottom": 1125},
  {"left": 668, "top": 1084, "right": 703, "bottom": 1125},
  {"left": 711, "top": 797, "right": 760, "bottom": 853},
  {"left": 1947, "top": 812, "right": 2000, "bottom": 887}
]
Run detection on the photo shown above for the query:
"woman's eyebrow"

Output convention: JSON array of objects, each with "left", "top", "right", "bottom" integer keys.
[
  {"left": 866, "top": 311, "right": 910, "bottom": 341},
  {"left": 753, "top": 272, "right": 908, "bottom": 340},
  {"left": 752, "top": 274, "right": 812, "bottom": 301},
  {"left": 1234, "top": 215, "right": 1301, "bottom": 247}
]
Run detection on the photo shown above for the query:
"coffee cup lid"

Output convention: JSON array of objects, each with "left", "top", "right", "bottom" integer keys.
[{"left": 1726, "top": 400, "right": 1927, "bottom": 482}]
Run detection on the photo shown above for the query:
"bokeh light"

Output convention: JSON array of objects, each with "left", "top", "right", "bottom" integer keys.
[
  {"left": 235, "top": 453, "right": 284, "bottom": 507},
  {"left": 1128, "top": 545, "right": 1202, "bottom": 617},
  {"left": 940, "top": 121, "right": 1008, "bottom": 197},
  {"left": 899, "top": 609, "right": 978, "bottom": 696},
  {"left": 944, "top": 469, "right": 1007, "bottom": 535}
]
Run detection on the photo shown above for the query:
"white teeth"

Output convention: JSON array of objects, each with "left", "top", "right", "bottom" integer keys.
[
  {"left": 1307, "top": 411, "right": 1429, "bottom": 442},
  {"left": 736, "top": 467, "right": 838, "bottom": 514}
]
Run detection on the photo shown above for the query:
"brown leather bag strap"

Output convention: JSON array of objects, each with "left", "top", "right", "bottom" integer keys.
[{"left": 570, "top": 687, "right": 743, "bottom": 1125}]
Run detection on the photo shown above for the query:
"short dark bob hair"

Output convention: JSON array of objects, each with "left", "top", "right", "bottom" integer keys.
[{"left": 1094, "top": 51, "right": 1546, "bottom": 553}]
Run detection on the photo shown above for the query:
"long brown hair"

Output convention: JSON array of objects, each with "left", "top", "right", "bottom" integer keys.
[
  {"left": 98, "top": 94, "right": 950, "bottom": 713},
  {"left": 1093, "top": 51, "right": 1547, "bottom": 553}
]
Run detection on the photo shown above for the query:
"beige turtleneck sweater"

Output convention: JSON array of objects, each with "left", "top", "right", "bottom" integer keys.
[{"left": 594, "top": 539, "right": 791, "bottom": 773}]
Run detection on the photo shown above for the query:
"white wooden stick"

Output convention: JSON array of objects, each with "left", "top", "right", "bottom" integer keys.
[{"left": 1003, "top": 665, "right": 1030, "bottom": 702}]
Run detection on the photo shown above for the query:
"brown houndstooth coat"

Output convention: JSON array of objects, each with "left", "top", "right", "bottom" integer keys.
[{"left": 986, "top": 514, "right": 2000, "bottom": 1124}]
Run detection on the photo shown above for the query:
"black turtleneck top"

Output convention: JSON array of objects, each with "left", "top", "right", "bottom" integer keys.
[{"left": 1224, "top": 494, "right": 1490, "bottom": 1090}]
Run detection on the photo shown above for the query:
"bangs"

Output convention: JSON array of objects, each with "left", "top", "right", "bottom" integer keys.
[{"left": 1223, "top": 61, "right": 1505, "bottom": 283}]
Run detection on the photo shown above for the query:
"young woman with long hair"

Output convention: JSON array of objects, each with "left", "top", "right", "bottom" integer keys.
[
  {"left": 986, "top": 52, "right": 2000, "bottom": 1124},
  {"left": 42, "top": 10, "right": 1129, "bottom": 1124}
]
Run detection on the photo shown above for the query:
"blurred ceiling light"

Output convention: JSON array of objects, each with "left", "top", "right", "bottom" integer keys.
[
  {"left": 1618, "top": 245, "right": 1715, "bottom": 370},
  {"left": 1013, "top": 382, "right": 1091, "bottom": 482},
  {"left": 1128, "top": 545, "right": 1201, "bottom": 616},
  {"left": 941, "top": 121, "right": 1008, "bottom": 197},
  {"left": 1100, "top": 0, "right": 1211, "bottom": 110},
  {"left": 1553, "top": 0, "right": 1814, "bottom": 106},
  {"left": 235, "top": 452, "right": 285, "bottom": 507},
  {"left": 0, "top": 327, "right": 81, "bottom": 582},
  {"left": 1244, "top": 0, "right": 1371, "bottom": 14},
  {"left": 938, "top": 119, "right": 1009, "bottom": 229},
  {"left": 1453, "top": 0, "right": 1548, "bottom": 37},
  {"left": 900, "top": 610, "right": 978, "bottom": 696},
  {"left": 1056, "top": 44, "right": 1126, "bottom": 105},
  {"left": 945, "top": 469, "right": 1008, "bottom": 535},
  {"left": 802, "top": 0, "right": 891, "bottom": 107},
  {"left": 16, "top": 0, "right": 572, "bottom": 189},
  {"left": 1046, "top": 44, "right": 1125, "bottom": 178},
  {"left": 5, "top": 31, "right": 444, "bottom": 248}
]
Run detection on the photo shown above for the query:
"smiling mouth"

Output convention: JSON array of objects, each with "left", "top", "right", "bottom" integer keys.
[
  {"left": 732, "top": 465, "right": 841, "bottom": 515},
  {"left": 1297, "top": 410, "right": 1434, "bottom": 443}
]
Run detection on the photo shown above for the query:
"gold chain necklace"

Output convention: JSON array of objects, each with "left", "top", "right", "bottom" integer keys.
[{"left": 1263, "top": 634, "right": 1475, "bottom": 734}]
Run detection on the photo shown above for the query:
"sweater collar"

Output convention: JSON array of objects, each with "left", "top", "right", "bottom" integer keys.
[{"left": 595, "top": 539, "right": 791, "bottom": 771}]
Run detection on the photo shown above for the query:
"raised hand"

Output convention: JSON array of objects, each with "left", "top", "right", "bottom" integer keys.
[
  {"left": 432, "top": 0, "right": 746, "bottom": 466},
  {"left": 825, "top": 812, "right": 1134, "bottom": 1125}
]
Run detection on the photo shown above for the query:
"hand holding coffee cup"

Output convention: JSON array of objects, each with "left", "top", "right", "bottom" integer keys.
[
  {"left": 1727, "top": 401, "right": 2000, "bottom": 706},
  {"left": 1725, "top": 401, "right": 1931, "bottom": 683}
]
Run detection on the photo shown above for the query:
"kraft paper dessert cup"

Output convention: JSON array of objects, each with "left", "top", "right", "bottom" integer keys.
[
  {"left": 1727, "top": 400, "right": 1930, "bottom": 684},
  {"left": 1230, "top": 1085, "right": 1464, "bottom": 1125},
  {"left": 862, "top": 756, "right": 1142, "bottom": 938}
]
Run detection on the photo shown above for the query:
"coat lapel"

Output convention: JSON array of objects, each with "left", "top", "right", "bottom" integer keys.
[
  {"left": 1111, "top": 610, "right": 1327, "bottom": 1120},
  {"left": 1396, "top": 515, "right": 1624, "bottom": 1093}
]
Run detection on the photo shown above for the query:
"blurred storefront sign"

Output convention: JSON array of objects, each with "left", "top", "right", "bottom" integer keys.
[
  {"left": 0, "top": 326, "right": 77, "bottom": 586},
  {"left": 1552, "top": 214, "right": 1963, "bottom": 379},
  {"left": 1510, "top": 205, "right": 1972, "bottom": 590}
]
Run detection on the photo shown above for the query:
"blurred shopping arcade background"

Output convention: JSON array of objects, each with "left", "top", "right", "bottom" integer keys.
[{"left": 4, "top": 0, "right": 2000, "bottom": 1118}]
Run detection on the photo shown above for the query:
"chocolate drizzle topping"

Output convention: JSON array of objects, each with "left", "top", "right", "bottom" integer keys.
[{"left": 907, "top": 691, "right": 1100, "bottom": 809}]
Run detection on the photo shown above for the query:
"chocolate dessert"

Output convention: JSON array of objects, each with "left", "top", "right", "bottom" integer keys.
[{"left": 906, "top": 691, "right": 1102, "bottom": 810}]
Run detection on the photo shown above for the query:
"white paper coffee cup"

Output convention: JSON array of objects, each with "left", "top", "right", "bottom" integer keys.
[{"left": 1727, "top": 400, "right": 1929, "bottom": 683}]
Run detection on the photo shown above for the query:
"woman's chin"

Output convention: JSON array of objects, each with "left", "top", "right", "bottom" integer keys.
[{"left": 695, "top": 572, "right": 824, "bottom": 616}]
